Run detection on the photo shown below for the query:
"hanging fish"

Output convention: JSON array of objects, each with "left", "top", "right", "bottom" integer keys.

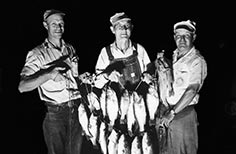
[
  {"left": 133, "top": 91, "right": 147, "bottom": 133},
  {"left": 100, "top": 88, "right": 107, "bottom": 119},
  {"left": 131, "top": 135, "right": 142, "bottom": 154},
  {"left": 155, "top": 51, "right": 174, "bottom": 106},
  {"left": 158, "top": 70, "right": 174, "bottom": 106},
  {"left": 88, "top": 112, "right": 99, "bottom": 147},
  {"left": 87, "top": 91, "right": 101, "bottom": 112},
  {"left": 78, "top": 103, "right": 92, "bottom": 138},
  {"left": 127, "top": 92, "right": 136, "bottom": 137},
  {"left": 119, "top": 89, "right": 130, "bottom": 124},
  {"left": 107, "top": 129, "right": 119, "bottom": 154},
  {"left": 98, "top": 122, "right": 108, "bottom": 154},
  {"left": 146, "top": 84, "right": 159, "bottom": 126},
  {"left": 117, "top": 134, "right": 131, "bottom": 154},
  {"left": 157, "top": 124, "right": 168, "bottom": 153},
  {"left": 142, "top": 131, "right": 154, "bottom": 154},
  {"left": 106, "top": 87, "right": 119, "bottom": 130}
]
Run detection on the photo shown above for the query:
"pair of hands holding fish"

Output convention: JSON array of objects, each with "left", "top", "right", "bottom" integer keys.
[{"left": 108, "top": 70, "right": 153, "bottom": 84}]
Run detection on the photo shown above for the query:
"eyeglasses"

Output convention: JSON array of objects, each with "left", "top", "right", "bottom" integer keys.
[{"left": 174, "top": 34, "right": 192, "bottom": 40}]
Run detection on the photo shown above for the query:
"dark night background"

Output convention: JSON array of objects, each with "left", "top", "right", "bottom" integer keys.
[{"left": 1, "top": 1, "right": 236, "bottom": 154}]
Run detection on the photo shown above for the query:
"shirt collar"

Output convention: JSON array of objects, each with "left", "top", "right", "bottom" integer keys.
[
  {"left": 43, "top": 38, "right": 66, "bottom": 49},
  {"left": 111, "top": 40, "right": 135, "bottom": 51},
  {"left": 173, "top": 46, "right": 196, "bottom": 63}
]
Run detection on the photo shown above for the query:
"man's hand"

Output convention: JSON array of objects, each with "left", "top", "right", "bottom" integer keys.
[
  {"left": 79, "top": 72, "right": 91, "bottom": 84},
  {"left": 50, "top": 67, "right": 66, "bottom": 82},
  {"left": 108, "top": 71, "right": 121, "bottom": 82},
  {"left": 161, "top": 110, "right": 175, "bottom": 127},
  {"left": 142, "top": 73, "right": 153, "bottom": 84}
]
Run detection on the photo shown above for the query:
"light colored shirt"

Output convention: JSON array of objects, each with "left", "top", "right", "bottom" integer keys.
[
  {"left": 167, "top": 47, "right": 207, "bottom": 106},
  {"left": 94, "top": 41, "right": 151, "bottom": 88},
  {"left": 20, "top": 39, "right": 80, "bottom": 104}
]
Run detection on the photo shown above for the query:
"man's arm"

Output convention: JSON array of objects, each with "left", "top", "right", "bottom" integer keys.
[
  {"left": 18, "top": 66, "right": 65, "bottom": 93},
  {"left": 172, "top": 83, "right": 199, "bottom": 114},
  {"left": 161, "top": 83, "right": 199, "bottom": 127}
]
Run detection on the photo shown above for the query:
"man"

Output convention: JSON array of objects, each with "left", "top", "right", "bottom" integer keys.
[
  {"left": 18, "top": 9, "right": 83, "bottom": 154},
  {"left": 159, "top": 20, "right": 207, "bottom": 154},
  {"left": 94, "top": 12, "right": 151, "bottom": 91}
]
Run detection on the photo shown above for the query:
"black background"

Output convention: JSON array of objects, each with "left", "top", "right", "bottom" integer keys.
[{"left": 1, "top": 1, "right": 236, "bottom": 154}]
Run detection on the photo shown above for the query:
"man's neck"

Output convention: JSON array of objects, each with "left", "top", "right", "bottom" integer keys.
[
  {"left": 48, "top": 38, "right": 62, "bottom": 49},
  {"left": 115, "top": 39, "right": 130, "bottom": 52}
]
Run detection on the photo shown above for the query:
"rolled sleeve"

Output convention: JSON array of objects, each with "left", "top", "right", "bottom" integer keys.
[
  {"left": 20, "top": 50, "right": 41, "bottom": 76},
  {"left": 189, "top": 58, "right": 207, "bottom": 90},
  {"left": 94, "top": 48, "right": 110, "bottom": 88},
  {"left": 95, "top": 48, "right": 110, "bottom": 74}
]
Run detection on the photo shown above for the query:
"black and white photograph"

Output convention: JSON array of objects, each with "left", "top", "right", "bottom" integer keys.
[{"left": 1, "top": 1, "right": 235, "bottom": 154}]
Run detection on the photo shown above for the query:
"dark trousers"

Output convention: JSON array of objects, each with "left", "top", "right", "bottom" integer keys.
[{"left": 43, "top": 100, "right": 83, "bottom": 154}]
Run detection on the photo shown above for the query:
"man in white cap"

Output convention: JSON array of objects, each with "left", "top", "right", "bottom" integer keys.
[
  {"left": 18, "top": 9, "right": 84, "bottom": 154},
  {"left": 159, "top": 20, "right": 208, "bottom": 154},
  {"left": 94, "top": 12, "right": 151, "bottom": 91}
]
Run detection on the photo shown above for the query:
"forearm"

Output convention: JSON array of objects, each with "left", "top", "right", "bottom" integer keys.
[
  {"left": 172, "top": 84, "right": 199, "bottom": 114},
  {"left": 18, "top": 69, "right": 52, "bottom": 93}
]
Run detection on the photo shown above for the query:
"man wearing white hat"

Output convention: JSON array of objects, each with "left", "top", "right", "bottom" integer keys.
[
  {"left": 18, "top": 9, "right": 84, "bottom": 154},
  {"left": 94, "top": 12, "right": 151, "bottom": 90},
  {"left": 160, "top": 20, "right": 208, "bottom": 154}
]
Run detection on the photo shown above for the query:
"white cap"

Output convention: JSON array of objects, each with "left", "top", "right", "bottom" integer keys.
[
  {"left": 174, "top": 20, "right": 196, "bottom": 33},
  {"left": 110, "top": 12, "right": 131, "bottom": 26}
]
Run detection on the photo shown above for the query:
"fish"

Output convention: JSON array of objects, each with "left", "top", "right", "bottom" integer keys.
[
  {"left": 119, "top": 89, "right": 130, "bottom": 124},
  {"left": 133, "top": 91, "right": 147, "bottom": 133},
  {"left": 107, "top": 129, "right": 119, "bottom": 154},
  {"left": 88, "top": 112, "right": 99, "bottom": 147},
  {"left": 156, "top": 124, "right": 168, "bottom": 153},
  {"left": 146, "top": 84, "right": 159, "bottom": 125},
  {"left": 131, "top": 135, "right": 142, "bottom": 154},
  {"left": 142, "top": 131, "right": 154, "bottom": 154},
  {"left": 117, "top": 134, "right": 131, "bottom": 154},
  {"left": 127, "top": 92, "right": 136, "bottom": 137},
  {"left": 155, "top": 53, "right": 174, "bottom": 106},
  {"left": 158, "top": 69, "right": 174, "bottom": 105},
  {"left": 87, "top": 91, "right": 101, "bottom": 112},
  {"left": 100, "top": 88, "right": 107, "bottom": 119},
  {"left": 106, "top": 87, "right": 119, "bottom": 130},
  {"left": 98, "top": 122, "right": 108, "bottom": 154},
  {"left": 78, "top": 103, "right": 92, "bottom": 138}
]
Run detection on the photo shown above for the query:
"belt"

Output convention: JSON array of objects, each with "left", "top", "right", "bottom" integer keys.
[{"left": 45, "top": 100, "right": 77, "bottom": 112}]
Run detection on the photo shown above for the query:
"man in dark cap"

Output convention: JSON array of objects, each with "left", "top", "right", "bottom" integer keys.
[
  {"left": 18, "top": 9, "right": 84, "bottom": 154},
  {"left": 158, "top": 20, "right": 208, "bottom": 154}
]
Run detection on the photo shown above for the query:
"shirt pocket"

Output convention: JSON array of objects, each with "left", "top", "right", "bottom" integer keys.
[{"left": 174, "top": 68, "right": 188, "bottom": 87}]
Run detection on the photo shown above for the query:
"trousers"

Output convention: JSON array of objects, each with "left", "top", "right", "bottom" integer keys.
[
  {"left": 163, "top": 106, "right": 198, "bottom": 154},
  {"left": 43, "top": 99, "right": 83, "bottom": 154}
]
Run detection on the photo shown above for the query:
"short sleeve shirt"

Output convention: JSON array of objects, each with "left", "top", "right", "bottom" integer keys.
[
  {"left": 167, "top": 47, "right": 207, "bottom": 105},
  {"left": 94, "top": 41, "right": 151, "bottom": 88},
  {"left": 20, "top": 39, "right": 80, "bottom": 104}
]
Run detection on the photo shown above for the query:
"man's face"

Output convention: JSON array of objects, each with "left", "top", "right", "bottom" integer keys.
[
  {"left": 112, "top": 20, "right": 132, "bottom": 41},
  {"left": 174, "top": 28, "right": 195, "bottom": 54},
  {"left": 44, "top": 14, "right": 65, "bottom": 39}
]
